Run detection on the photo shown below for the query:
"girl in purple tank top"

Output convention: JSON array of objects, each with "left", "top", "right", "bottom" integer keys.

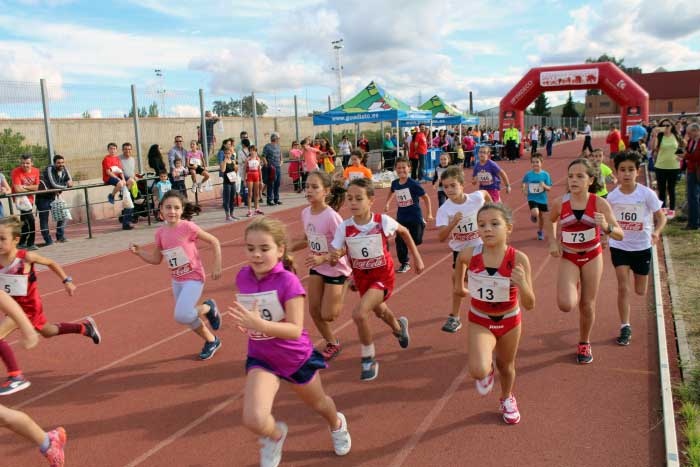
[{"left": 230, "top": 217, "right": 351, "bottom": 466}]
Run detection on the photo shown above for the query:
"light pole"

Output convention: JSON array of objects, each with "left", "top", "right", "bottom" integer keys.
[
  {"left": 331, "top": 39, "right": 344, "bottom": 106},
  {"left": 154, "top": 69, "right": 165, "bottom": 117}
]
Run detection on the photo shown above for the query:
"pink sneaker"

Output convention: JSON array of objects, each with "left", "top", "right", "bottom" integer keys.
[
  {"left": 667, "top": 209, "right": 675, "bottom": 219},
  {"left": 321, "top": 341, "right": 342, "bottom": 361},
  {"left": 475, "top": 364, "right": 494, "bottom": 396},
  {"left": 246, "top": 210, "right": 253, "bottom": 218},
  {"left": 499, "top": 395, "right": 521, "bottom": 424},
  {"left": 44, "top": 427, "right": 67, "bottom": 467}
]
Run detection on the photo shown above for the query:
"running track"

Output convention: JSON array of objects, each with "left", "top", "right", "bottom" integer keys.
[{"left": 1, "top": 139, "right": 665, "bottom": 466}]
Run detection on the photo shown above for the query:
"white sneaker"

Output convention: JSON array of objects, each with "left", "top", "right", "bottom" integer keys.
[
  {"left": 475, "top": 364, "right": 494, "bottom": 396},
  {"left": 259, "top": 421, "right": 287, "bottom": 467},
  {"left": 330, "top": 412, "right": 351, "bottom": 456},
  {"left": 499, "top": 394, "right": 521, "bottom": 424}
]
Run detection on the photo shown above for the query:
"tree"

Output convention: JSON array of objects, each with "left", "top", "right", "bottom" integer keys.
[
  {"left": 561, "top": 92, "right": 579, "bottom": 118},
  {"left": 212, "top": 95, "right": 267, "bottom": 117},
  {"left": 128, "top": 106, "right": 148, "bottom": 118},
  {"left": 148, "top": 102, "right": 159, "bottom": 117},
  {"left": 0, "top": 128, "right": 49, "bottom": 173},
  {"left": 530, "top": 93, "right": 551, "bottom": 116},
  {"left": 584, "top": 54, "right": 643, "bottom": 95},
  {"left": 82, "top": 110, "right": 91, "bottom": 118}
]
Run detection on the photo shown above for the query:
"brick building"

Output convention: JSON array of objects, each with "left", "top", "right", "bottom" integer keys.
[{"left": 585, "top": 68, "right": 700, "bottom": 124}]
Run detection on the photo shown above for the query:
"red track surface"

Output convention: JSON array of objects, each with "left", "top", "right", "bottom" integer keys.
[{"left": 1, "top": 139, "right": 665, "bottom": 466}]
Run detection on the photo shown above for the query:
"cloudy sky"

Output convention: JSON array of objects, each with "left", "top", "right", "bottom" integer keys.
[{"left": 1, "top": 0, "right": 699, "bottom": 117}]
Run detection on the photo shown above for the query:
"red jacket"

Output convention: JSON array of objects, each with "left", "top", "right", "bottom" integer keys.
[
  {"left": 685, "top": 138, "right": 700, "bottom": 176},
  {"left": 414, "top": 132, "right": 427, "bottom": 155},
  {"left": 605, "top": 130, "right": 621, "bottom": 155}
]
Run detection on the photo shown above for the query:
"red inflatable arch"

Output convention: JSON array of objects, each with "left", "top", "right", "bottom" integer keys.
[{"left": 499, "top": 62, "right": 648, "bottom": 155}]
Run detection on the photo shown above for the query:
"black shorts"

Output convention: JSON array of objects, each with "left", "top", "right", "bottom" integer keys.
[
  {"left": 527, "top": 201, "right": 549, "bottom": 212},
  {"left": 191, "top": 165, "right": 206, "bottom": 175},
  {"left": 310, "top": 268, "right": 347, "bottom": 285},
  {"left": 452, "top": 250, "right": 459, "bottom": 269},
  {"left": 610, "top": 247, "right": 652, "bottom": 276},
  {"left": 246, "top": 350, "right": 326, "bottom": 385}
]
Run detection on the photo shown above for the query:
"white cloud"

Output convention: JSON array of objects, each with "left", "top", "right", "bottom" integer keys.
[
  {"left": 636, "top": 0, "right": 700, "bottom": 39},
  {"left": 170, "top": 104, "right": 199, "bottom": 117},
  {"left": 129, "top": 0, "right": 324, "bottom": 19}
]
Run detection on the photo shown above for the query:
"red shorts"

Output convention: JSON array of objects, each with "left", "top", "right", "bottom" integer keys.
[
  {"left": 468, "top": 308, "right": 520, "bottom": 338},
  {"left": 486, "top": 188, "right": 501, "bottom": 203},
  {"left": 352, "top": 271, "right": 394, "bottom": 302},
  {"left": 246, "top": 172, "right": 260, "bottom": 183},
  {"left": 16, "top": 300, "right": 46, "bottom": 331},
  {"left": 562, "top": 244, "right": 603, "bottom": 268}
]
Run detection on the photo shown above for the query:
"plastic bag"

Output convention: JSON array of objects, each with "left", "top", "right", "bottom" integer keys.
[
  {"left": 14, "top": 195, "right": 32, "bottom": 212},
  {"left": 121, "top": 185, "right": 134, "bottom": 209},
  {"left": 50, "top": 196, "right": 71, "bottom": 222},
  {"left": 323, "top": 157, "right": 335, "bottom": 174},
  {"left": 130, "top": 182, "right": 139, "bottom": 199},
  {"left": 457, "top": 147, "right": 465, "bottom": 160}
]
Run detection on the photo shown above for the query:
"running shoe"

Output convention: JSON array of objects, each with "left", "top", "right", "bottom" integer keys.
[
  {"left": 360, "top": 357, "right": 379, "bottom": 381},
  {"left": 577, "top": 342, "right": 593, "bottom": 364},
  {"left": 255, "top": 209, "right": 265, "bottom": 215},
  {"left": 330, "top": 412, "right": 351, "bottom": 456},
  {"left": 667, "top": 209, "right": 676, "bottom": 219},
  {"left": 537, "top": 230, "right": 544, "bottom": 241},
  {"left": 475, "top": 364, "right": 495, "bottom": 396},
  {"left": 83, "top": 317, "right": 101, "bottom": 344},
  {"left": 260, "top": 421, "right": 287, "bottom": 467},
  {"left": 396, "top": 263, "right": 411, "bottom": 274},
  {"left": 0, "top": 374, "right": 31, "bottom": 396},
  {"left": 107, "top": 193, "right": 115, "bottom": 204},
  {"left": 225, "top": 215, "right": 232, "bottom": 221},
  {"left": 199, "top": 337, "right": 221, "bottom": 360},
  {"left": 616, "top": 325, "right": 632, "bottom": 346},
  {"left": 321, "top": 341, "right": 342, "bottom": 361},
  {"left": 190, "top": 184, "right": 198, "bottom": 193},
  {"left": 395, "top": 317, "right": 410, "bottom": 348},
  {"left": 499, "top": 395, "right": 521, "bottom": 424},
  {"left": 44, "top": 427, "right": 67, "bottom": 467},
  {"left": 441, "top": 316, "right": 462, "bottom": 333},
  {"left": 204, "top": 299, "right": 221, "bottom": 330},
  {"left": 247, "top": 210, "right": 254, "bottom": 217}
]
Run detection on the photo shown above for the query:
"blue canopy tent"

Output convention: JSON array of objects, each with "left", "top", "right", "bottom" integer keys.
[{"left": 313, "top": 81, "right": 431, "bottom": 161}]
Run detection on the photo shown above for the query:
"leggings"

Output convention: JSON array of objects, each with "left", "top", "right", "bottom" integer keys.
[
  {"left": 222, "top": 183, "right": 237, "bottom": 215},
  {"left": 655, "top": 168, "right": 680, "bottom": 210},
  {"left": 172, "top": 280, "right": 204, "bottom": 329}
]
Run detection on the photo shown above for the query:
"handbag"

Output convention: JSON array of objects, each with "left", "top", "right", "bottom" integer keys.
[
  {"left": 323, "top": 157, "right": 335, "bottom": 174},
  {"left": 618, "top": 140, "right": 626, "bottom": 152},
  {"left": 121, "top": 185, "right": 134, "bottom": 209},
  {"left": 50, "top": 196, "right": 71, "bottom": 222}
]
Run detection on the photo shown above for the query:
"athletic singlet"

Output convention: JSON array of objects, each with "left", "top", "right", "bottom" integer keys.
[
  {"left": 559, "top": 193, "right": 600, "bottom": 250},
  {"left": 468, "top": 244, "right": 518, "bottom": 314},
  {"left": 0, "top": 249, "right": 40, "bottom": 312},
  {"left": 246, "top": 157, "right": 261, "bottom": 173},
  {"left": 344, "top": 212, "right": 393, "bottom": 273}
]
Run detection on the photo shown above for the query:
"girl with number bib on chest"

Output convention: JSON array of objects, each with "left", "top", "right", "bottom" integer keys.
[
  {"left": 130, "top": 191, "right": 223, "bottom": 361},
  {"left": 330, "top": 178, "right": 424, "bottom": 381},
  {"left": 545, "top": 159, "right": 623, "bottom": 364},
  {"left": 291, "top": 170, "right": 351, "bottom": 361},
  {"left": 454, "top": 204, "right": 535, "bottom": 424},
  {"left": 0, "top": 216, "right": 101, "bottom": 396},
  {"left": 231, "top": 218, "right": 351, "bottom": 467}
]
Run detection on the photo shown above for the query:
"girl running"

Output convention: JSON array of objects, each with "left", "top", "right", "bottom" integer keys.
[
  {"left": 0, "top": 216, "right": 100, "bottom": 396},
  {"left": 436, "top": 166, "right": 492, "bottom": 334},
  {"left": 454, "top": 204, "right": 535, "bottom": 424},
  {"left": 246, "top": 145, "right": 263, "bottom": 217},
  {"left": 521, "top": 153, "right": 552, "bottom": 240},
  {"left": 545, "top": 159, "right": 623, "bottom": 364},
  {"left": 0, "top": 291, "right": 66, "bottom": 466},
  {"left": 472, "top": 146, "right": 511, "bottom": 202},
  {"left": 231, "top": 217, "right": 351, "bottom": 467},
  {"left": 342, "top": 150, "right": 373, "bottom": 184},
  {"left": 330, "top": 178, "right": 424, "bottom": 381},
  {"left": 129, "top": 190, "right": 223, "bottom": 361},
  {"left": 607, "top": 151, "right": 666, "bottom": 345},
  {"left": 291, "top": 170, "right": 350, "bottom": 361}
]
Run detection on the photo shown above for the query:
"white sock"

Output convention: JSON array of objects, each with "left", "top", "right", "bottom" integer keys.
[
  {"left": 621, "top": 323, "right": 631, "bottom": 329},
  {"left": 361, "top": 344, "right": 375, "bottom": 358}
]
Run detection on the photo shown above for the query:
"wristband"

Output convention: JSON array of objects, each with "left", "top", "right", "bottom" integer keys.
[{"left": 63, "top": 276, "right": 73, "bottom": 284}]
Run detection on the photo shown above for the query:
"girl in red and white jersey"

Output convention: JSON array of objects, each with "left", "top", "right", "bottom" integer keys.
[
  {"left": 0, "top": 216, "right": 101, "bottom": 397},
  {"left": 330, "top": 178, "right": 424, "bottom": 382},
  {"left": 454, "top": 204, "right": 534, "bottom": 425},
  {"left": 545, "top": 159, "right": 623, "bottom": 364},
  {"left": 245, "top": 145, "right": 263, "bottom": 217}
]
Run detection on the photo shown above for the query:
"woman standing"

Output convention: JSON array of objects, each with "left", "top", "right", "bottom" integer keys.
[
  {"left": 338, "top": 135, "right": 353, "bottom": 168},
  {"left": 652, "top": 119, "right": 684, "bottom": 219},
  {"left": 684, "top": 123, "right": 700, "bottom": 230},
  {"left": 382, "top": 131, "right": 396, "bottom": 172}
]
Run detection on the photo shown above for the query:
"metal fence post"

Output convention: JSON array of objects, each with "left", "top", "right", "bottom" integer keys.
[
  {"left": 328, "top": 95, "right": 333, "bottom": 147},
  {"left": 199, "top": 89, "right": 208, "bottom": 160},
  {"left": 83, "top": 186, "right": 92, "bottom": 239},
  {"left": 252, "top": 91, "right": 259, "bottom": 147},
  {"left": 294, "top": 95, "right": 300, "bottom": 142},
  {"left": 131, "top": 84, "right": 143, "bottom": 173},
  {"left": 39, "top": 78, "right": 55, "bottom": 161}
]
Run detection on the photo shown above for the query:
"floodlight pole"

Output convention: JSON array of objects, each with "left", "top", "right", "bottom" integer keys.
[{"left": 331, "top": 39, "right": 344, "bottom": 105}]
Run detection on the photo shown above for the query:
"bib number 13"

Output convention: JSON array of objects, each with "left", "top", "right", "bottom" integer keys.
[{"left": 476, "top": 287, "right": 494, "bottom": 301}]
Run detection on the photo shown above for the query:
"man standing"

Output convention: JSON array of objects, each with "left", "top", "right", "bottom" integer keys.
[
  {"left": 204, "top": 111, "right": 219, "bottom": 158},
  {"left": 606, "top": 124, "right": 622, "bottom": 159},
  {"left": 530, "top": 125, "right": 539, "bottom": 153},
  {"left": 503, "top": 122, "right": 520, "bottom": 162},
  {"left": 36, "top": 154, "right": 73, "bottom": 246},
  {"left": 11, "top": 155, "right": 40, "bottom": 249},
  {"left": 628, "top": 122, "right": 648, "bottom": 151},
  {"left": 414, "top": 124, "right": 428, "bottom": 180},
  {"left": 167, "top": 136, "right": 187, "bottom": 171},
  {"left": 581, "top": 121, "right": 593, "bottom": 152},
  {"left": 262, "top": 133, "right": 282, "bottom": 205}
]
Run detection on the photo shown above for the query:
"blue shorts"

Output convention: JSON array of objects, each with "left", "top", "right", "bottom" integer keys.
[
  {"left": 246, "top": 349, "right": 327, "bottom": 385},
  {"left": 106, "top": 176, "right": 129, "bottom": 186}
]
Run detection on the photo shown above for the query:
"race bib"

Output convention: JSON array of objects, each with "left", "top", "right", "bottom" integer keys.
[
  {"left": 247, "top": 159, "right": 260, "bottom": 170},
  {"left": 189, "top": 158, "right": 201, "bottom": 166},
  {"left": 562, "top": 228, "right": 596, "bottom": 244},
  {"left": 307, "top": 233, "right": 329, "bottom": 255},
  {"left": 347, "top": 234, "right": 385, "bottom": 269},
  {"left": 468, "top": 271, "right": 510, "bottom": 303},
  {"left": 614, "top": 203, "right": 644, "bottom": 231},
  {"left": 451, "top": 215, "right": 479, "bottom": 242},
  {"left": 349, "top": 171, "right": 364, "bottom": 181},
  {"left": 226, "top": 171, "right": 239, "bottom": 183},
  {"left": 236, "top": 291, "right": 285, "bottom": 340},
  {"left": 395, "top": 188, "right": 413, "bottom": 208},
  {"left": 528, "top": 183, "right": 543, "bottom": 194},
  {"left": 162, "top": 246, "right": 192, "bottom": 277},
  {"left": 476, "top": 171, "right": 493, "bottom": 184},
  {"left": 0, "top": 274, "right": 28, "bottom": 297}
]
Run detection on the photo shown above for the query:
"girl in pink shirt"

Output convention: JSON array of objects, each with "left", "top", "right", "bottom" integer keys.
[
  {"left": 129, "top": 191, "right": 224, "bottom": 360},
  {"left": 291, "top": 170, "right": 351, "bottom": 361},
  {"left": 301, "top": 137, "right": 322, "bottom": 185}
]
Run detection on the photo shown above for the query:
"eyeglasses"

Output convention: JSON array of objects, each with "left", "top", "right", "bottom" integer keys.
[
  {"left": 661, "top": 124, "right": 671, "bottom": 128},
  {"left": 175, "top": 139, "right": 183, "bottom": 143}
]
